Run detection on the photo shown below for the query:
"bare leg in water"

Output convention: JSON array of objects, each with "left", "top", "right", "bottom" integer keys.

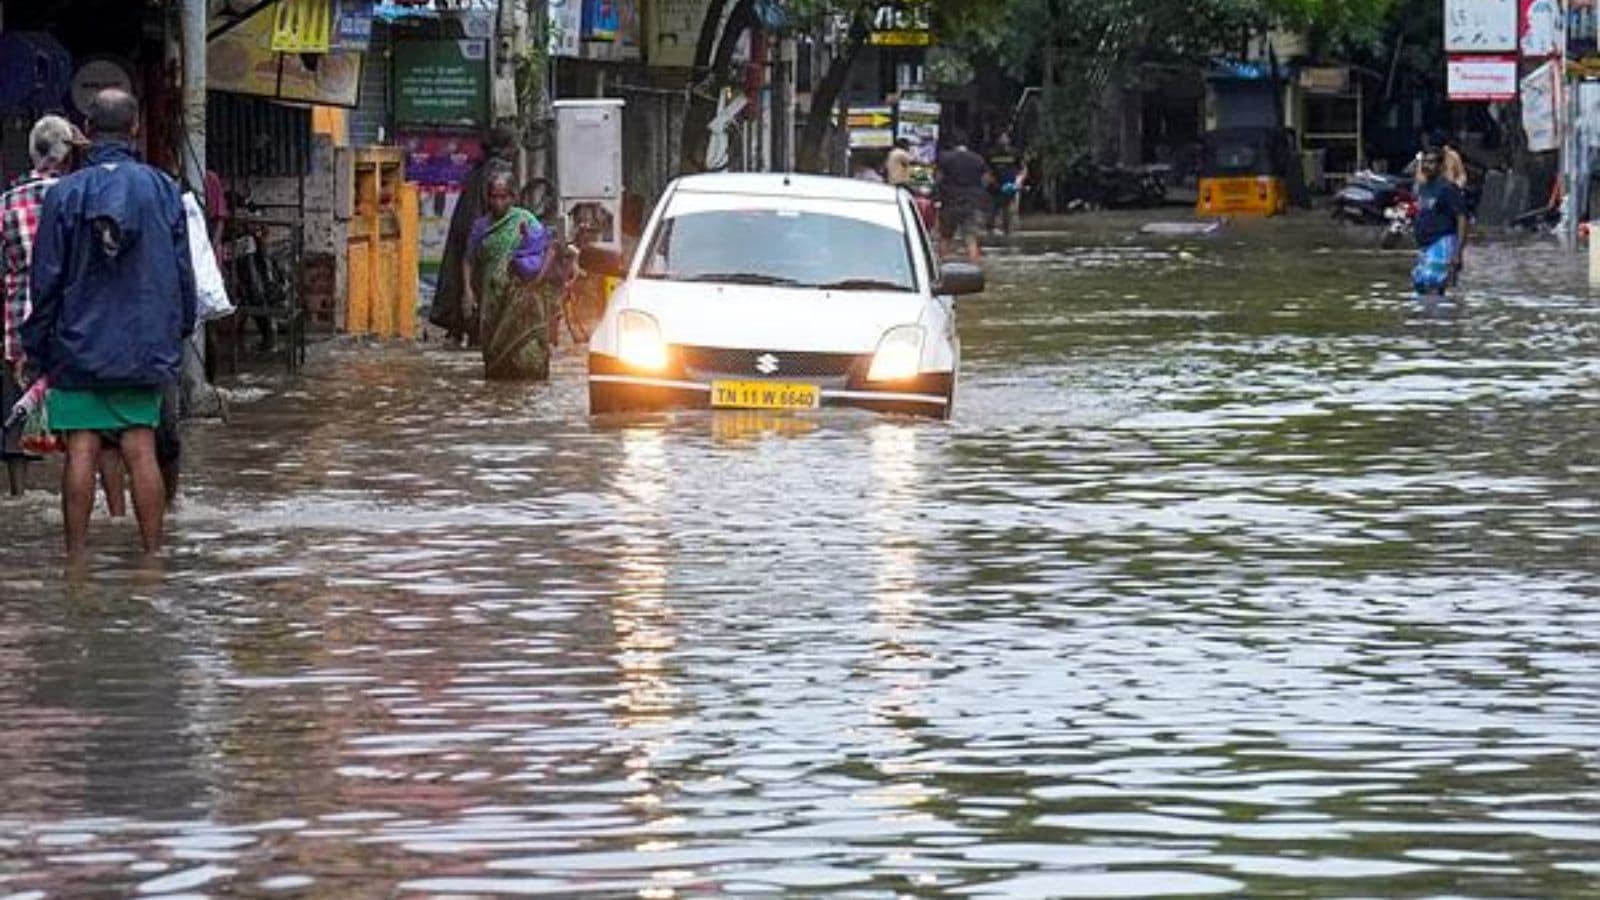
[
  {"left": 62, "top": 431, "right": 100, "bottom": 557},
  {"left": 99, "top": 446, "right": 127, "bottom": 517},
  {"left": 117, "top": 428, "right": 166, "bottom": 554}
]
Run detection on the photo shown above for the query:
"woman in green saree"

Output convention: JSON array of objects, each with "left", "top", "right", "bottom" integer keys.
[{"left": 465, "top": 169, "right": 562, "bottom": 380}]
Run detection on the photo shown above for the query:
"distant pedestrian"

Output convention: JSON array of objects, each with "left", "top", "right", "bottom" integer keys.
[
  {"left": 985, "top": 131, "right": 1027, "bottom": 235},
  {"left": 1411, "top": 149, "right": 1468, "bottom": 298},
  {"left": 2, "top": 116, "right": 86, "bottom": 496},
  {"left": 886, "top": 138, "right": 916, "bottom": 187},
  {"left": 430, "top": 126, "right": 517, "bottom": 347},
  {"left": 21, "top": 89, "right": 195, "bottom": 556},
  {"left": 936, "top": 133, "right": 990, "bottom": 263}
]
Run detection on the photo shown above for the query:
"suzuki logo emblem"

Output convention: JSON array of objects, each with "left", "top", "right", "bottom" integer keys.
[{"left": 755, "top": 353, "right": 780, "bottom": 375}]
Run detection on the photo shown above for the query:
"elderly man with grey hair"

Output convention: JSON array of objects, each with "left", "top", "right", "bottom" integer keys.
[{"left": 1, "top": 114, "right": 87, "bottom": 495}]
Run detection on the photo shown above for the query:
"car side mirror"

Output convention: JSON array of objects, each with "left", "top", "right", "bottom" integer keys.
[
  {"left": 935, "top": 263, "right": 985, "bottom": 296},
  {"left": 579, "top": 245, "right": 625, "bottom": 278}
]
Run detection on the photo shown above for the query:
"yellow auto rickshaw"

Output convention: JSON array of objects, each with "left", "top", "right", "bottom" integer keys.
[{"left": 1196, "top": 127, "right": 1291, "bottom": 217}]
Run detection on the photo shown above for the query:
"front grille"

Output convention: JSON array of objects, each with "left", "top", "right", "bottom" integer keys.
[{"left": 677, "top": 346, "right": 865, "bottom": 379}]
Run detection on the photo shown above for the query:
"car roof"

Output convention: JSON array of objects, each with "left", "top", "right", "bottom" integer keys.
[{"left": 671, "top": 172, "right": 902, "bottom": 204}]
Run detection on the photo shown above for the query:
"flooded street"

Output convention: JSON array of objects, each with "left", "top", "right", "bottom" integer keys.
[{"left": 2, "top": 219, "right": 1598, "bottom": 897}]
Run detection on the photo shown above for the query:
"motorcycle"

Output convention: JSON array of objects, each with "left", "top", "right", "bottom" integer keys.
[
  {"left": 1332, "top": 171, "right": 1411, "bottom": 225},
  {"left": 1059, "top": 156, "right": 1168, "bottom": 210}
]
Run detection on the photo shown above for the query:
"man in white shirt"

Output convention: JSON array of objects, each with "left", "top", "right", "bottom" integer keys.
[{"left": 886, "top": 139, "right": 915, "bottom": 186}]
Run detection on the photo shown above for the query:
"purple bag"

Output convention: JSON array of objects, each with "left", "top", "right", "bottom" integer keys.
[{"left": 510, "top": 222, "right": 550, "bottom": 281}]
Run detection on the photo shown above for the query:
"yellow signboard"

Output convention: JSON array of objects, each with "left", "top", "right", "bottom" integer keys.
[
  {"left": 272, "top": 0, "right": 335, "bottom": 54},
  {"left": 848, "top": 110, "right": 893, "bottom": 128},
  {"left": 869, "top": 30, "right": 932, "bottom": 47},
  {"left": 209, "top": 7, "right": 283, "bottom": 97},
  {"left": 868, "top": 2, "right": 930, "bottom": 48},
  {"left": 210, "top": 2, "right": 364, "bottom": 108}
]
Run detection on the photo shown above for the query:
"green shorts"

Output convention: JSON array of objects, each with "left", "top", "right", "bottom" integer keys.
[{"left": 46, "top": 387, "right": 162, "bottom": 434}]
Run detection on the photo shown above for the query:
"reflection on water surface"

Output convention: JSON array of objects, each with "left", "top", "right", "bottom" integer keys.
[{"left": 1, "top": 222, "right": 1596, "bottom": 896}]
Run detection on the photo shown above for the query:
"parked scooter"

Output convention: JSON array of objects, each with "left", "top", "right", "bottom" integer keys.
[{"left": 1332, "top": 171, "right": 1411, "bottom": 225}]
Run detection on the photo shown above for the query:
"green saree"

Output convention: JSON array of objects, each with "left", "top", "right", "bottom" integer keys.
[{"left": 472, "top": 206, "right": 558, "bottom": 381}]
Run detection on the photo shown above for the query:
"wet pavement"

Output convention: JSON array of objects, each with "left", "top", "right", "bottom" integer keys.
[{"left": 1, "top": 217, "right": 1597, "bottom": 897}]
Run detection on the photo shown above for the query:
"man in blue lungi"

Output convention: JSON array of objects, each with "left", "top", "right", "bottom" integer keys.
[{"left": 1411, "top": 149, "right": 1468, "bottom": 297}]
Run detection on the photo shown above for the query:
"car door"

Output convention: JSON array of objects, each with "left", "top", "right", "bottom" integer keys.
[{"left": 903, "top": 193, "right": 958, "bottom": 360}]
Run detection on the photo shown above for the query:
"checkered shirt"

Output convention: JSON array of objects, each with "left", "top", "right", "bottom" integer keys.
[{"left": 1, "top": 170, "right": 58, "bottom": 366}]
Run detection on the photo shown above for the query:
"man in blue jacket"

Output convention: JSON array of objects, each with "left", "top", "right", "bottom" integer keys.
[{"left": 21, "top": 89, "right": 195, "bottom": 556}]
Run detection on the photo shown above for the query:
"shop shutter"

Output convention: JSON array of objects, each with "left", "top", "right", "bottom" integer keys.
[{"left": 349, "top": 22, "right": 391, "bottom": 145}]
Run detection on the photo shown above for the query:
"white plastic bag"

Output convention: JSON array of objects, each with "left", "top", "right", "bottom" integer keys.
[{"left": 182, "top": 192, "right": 234, "bottom": 322}]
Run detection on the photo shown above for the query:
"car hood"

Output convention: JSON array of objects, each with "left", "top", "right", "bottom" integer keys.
[{"left": 621, "top": 280, "right": 927, "bottom": 353}]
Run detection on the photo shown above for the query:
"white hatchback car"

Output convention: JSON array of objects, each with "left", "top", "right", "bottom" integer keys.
[{"left": 585, "top": 173, "right": 983, "bottom": 419}]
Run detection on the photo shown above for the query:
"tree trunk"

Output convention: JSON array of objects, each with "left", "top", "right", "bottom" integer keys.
[
  {"left": 796, "top": 37, "right": 864, "bottom": 173},
  {"left": 680, "top": 0, "right": 755, "bottom": 174}
]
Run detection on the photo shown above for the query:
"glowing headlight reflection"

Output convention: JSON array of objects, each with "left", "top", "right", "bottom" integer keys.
[
  {"left": 617, "top": 310, "right": 669, "bottom": 371},
  {"left": 866, "top": 324, "right": 924, "bottom": 382}
]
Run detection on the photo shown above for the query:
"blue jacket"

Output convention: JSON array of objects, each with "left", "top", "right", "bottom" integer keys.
[{"left": 22, "top": 141, "right": 196, "bottom": 389}]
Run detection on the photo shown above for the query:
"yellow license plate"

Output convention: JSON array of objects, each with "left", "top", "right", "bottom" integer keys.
[{"left": 711, "top": 380, "right": 820, "bottom": 410}]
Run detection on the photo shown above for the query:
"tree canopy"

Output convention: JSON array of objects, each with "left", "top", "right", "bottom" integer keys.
[{"left": 928, "top": 0, "right": 1398, "bottom": 169}]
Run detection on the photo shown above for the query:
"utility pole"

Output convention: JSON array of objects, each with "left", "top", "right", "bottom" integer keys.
[
  {"left": 1560, "top": 6, "right": 1580, "bottom": 250},
  {"left": 770, "top": 37, "right": 790, "bottom": 170},
  {"left": 180, "top": 0, "right": 223, "bottom": 417}
]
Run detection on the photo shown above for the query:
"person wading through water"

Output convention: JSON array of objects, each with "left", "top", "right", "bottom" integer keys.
[
  {"left": 466, "top": 168, "right": 564, "bottom": 381},
  {"left": 3, "top": 116, "right": 88, "bottom": 496},
  {"left": 21, "top": 89, "right": 195, "bottom": 556},
  {"left": 430, "top": 127, "right": 516, "bottom": 347},
  {"left": 1411, "top": 148, "right": 1469, "bottom": 299}
]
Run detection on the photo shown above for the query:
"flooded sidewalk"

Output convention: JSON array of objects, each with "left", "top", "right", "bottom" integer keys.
[{"left": 0, "top": 222, "right": 1597, "bottom": 896}]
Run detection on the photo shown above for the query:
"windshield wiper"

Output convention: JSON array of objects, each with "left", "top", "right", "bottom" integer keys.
[
  {"left": 676, "top": 272, "right": 808, "bottom": 286},
  {"left": 814, "top": 278, "right": 912, "bottom": 292}
]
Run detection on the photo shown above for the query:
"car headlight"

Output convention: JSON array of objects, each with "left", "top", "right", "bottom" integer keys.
[
  {"left": 617, "top": 310, "right": 669, "bottom": 372},
  {"left": 866, "top": 325, "right": 924, "bottom": 382}
]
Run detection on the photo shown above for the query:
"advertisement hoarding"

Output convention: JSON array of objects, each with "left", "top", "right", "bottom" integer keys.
[
  {"left": 1521, "top": 59, "right": 1561, "bottom": 151},
  {"left": 1445, "top": 0, "right": 1519, "bottom": 52},
  {"left": 895, "top": 98, "right": 940, "bottom": 164},
  {"left": 1522, "top": 0, "right": 1566, "bottom": 56},
  {"left": 549, "top": 0, "right": 583, "bottom": 57},
  {"left": 868, "top": 1, "right": 931, "bottom": 47},
  {"left": 208, "top": 5, "right": 364, "bottom": 108}
]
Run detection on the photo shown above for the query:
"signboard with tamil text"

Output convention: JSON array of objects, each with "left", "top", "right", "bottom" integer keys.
[{"left": 394, "top": 40, "right": 489, "bottom": 127}]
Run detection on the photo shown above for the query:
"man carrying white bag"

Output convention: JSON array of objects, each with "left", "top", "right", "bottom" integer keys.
[{"left": 156, "top": 191, "right": 234, "bottom": 500}]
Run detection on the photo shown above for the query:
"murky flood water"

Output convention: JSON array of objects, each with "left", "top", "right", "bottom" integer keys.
[{"left": 2, "top": 218, "right": 1597, "bottom": 897}]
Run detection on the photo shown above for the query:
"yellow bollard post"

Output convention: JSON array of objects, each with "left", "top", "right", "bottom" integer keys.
[{"left": 397, "top": 183, "right": 420, "bottom": 339}]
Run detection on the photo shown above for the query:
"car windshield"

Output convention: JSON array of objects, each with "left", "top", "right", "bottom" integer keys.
[{"left": 640, "top": 207, "right": 916, "bottom": 292}]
